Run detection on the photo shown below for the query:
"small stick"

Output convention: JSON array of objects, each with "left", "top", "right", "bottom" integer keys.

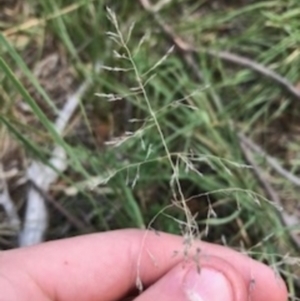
[
  {"left": 240, "top": 141, "right": 300, "bottom": 249},
  {"left": 239, "top": 133, "right": 300, "bottom": 187},
  {"left": 206, "top": 49, "right": 300, "bottom": 99},
  {"left": 30, "top": 181, "right": 92, "bottom": 233},
  {"left": 19, "top": 62, "right": 102, "bottom": 247}
]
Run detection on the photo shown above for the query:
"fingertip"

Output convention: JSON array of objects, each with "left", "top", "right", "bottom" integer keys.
[{"left": 134, "top": 256, "right": 247, "bottom": 301}]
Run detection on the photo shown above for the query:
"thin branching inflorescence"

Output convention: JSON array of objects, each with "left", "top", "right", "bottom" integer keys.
[{"left": 106, "top": 7, "right": 196, "bottom": 240}]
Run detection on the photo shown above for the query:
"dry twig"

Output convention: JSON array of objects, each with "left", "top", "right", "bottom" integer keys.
[
  {"left": 239, "top": 133, "right": 300, "bottom": 187},
  {"left": 19, "top": 62, "right": 102, "bottom": 247},
  {"left": 240, "top": 141, "right": 300, "bottom": 249},
  {"left": 31, "top": 181, "right": 91, "bottom": 233}
]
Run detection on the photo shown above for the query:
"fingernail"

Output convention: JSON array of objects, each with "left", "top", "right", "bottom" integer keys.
[{"left": 184, "top": 267, "right": 233, "bottom": 301}]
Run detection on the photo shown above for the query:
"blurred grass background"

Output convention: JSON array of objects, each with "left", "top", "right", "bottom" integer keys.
[{"left": 1, "top": 0, "right": 300, "bottom": 298}]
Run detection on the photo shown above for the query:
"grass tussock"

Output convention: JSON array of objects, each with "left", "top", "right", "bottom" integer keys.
[{"left": 0, "top": 0, "right": 300, "bottom": 297}]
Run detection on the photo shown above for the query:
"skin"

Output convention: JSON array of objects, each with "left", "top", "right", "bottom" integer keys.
[{"left": 0, "top": 229, "right": 288, "bottom": 301}]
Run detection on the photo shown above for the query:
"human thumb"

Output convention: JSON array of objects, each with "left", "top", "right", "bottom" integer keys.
[{"left": 134, "top": 256, "right": 247, "bottom": 301}]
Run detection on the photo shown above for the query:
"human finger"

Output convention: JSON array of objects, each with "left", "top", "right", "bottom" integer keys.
[{"left": 0, "top": 229, "right": 288, "bottom": 301}]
